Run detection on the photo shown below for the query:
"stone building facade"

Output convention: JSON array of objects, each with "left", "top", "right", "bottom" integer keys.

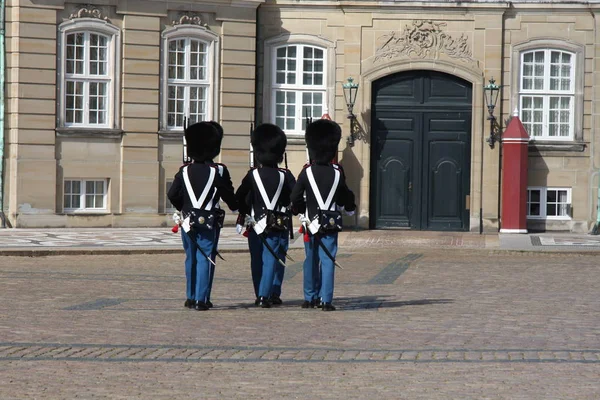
[{"left": 2, "top": 0, "right": 600, "bottom": 232}]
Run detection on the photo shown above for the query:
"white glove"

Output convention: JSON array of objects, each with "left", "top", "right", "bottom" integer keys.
[
  {"left": 172, "top": 212, "right": 182, "bottom": 225},
  {"left": 298, "top": 213, "right": 310, "bottom": 225},
  {"left": 244, "top": 215, "right": 254, "bottom": 227},
  {"left": 345, "top": 210, "right": 355, "bottom": 216},
  {"left": 236, "top": 224, "right": 244, "bottom": 235}
]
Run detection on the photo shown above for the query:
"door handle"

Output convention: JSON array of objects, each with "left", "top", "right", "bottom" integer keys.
[{"left": 408, "top": 182, "right": 412, "bottom": 192}]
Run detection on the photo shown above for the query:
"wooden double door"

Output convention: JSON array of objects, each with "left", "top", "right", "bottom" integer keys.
[{"left": 370, "top": 71, "right": 472, "bottom": 231}]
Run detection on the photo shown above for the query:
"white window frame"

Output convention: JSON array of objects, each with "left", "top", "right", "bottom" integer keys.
[
  {"left": 511, "top": 39, "right": 584, "bottom": 143},
  {"left": 160, "top": 25, "right": 219, "bottom": 132},
  {"left": 527, "top": 187, "right": 572, "bottom": 220},
  {"left": 263, "top": 34, "right": 336, "bottom": 139},
  {"left": 519, "top": 49, "right": 575, "bottom": 141},
  {"left": 271, "top": 44, "right": 326, "bottom": 136},
  {"left": 58, "top": 18, "right": 120, "bottom": 129},
  {"left": 63, "top": 179, "right": 109, "bottom": 213}
]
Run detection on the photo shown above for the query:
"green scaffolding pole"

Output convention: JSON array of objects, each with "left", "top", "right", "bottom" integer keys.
[
  {"left": 0, "top": 0, "right": 5, "bottom": 228},
  {"left": 592, "top": 174, "right": 600, "bottom": 235}
]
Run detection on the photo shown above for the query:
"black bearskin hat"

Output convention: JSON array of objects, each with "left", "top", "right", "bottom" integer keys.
[
  {"left": 251, "top": 123, "right": 287, "bottom": 166},
  {"left": 185, "top": 121, "right": 222, "bottom": 162},
  {"left": 305, "top": 119, "right": 341, "bottom": 164}
]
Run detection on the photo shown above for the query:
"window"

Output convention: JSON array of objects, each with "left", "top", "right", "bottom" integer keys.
[
  {"left": 161, "top": 26, "right": 218, "bottom": 131},
  {"left": 58, "top": 20, "right": 119, "bottom": 129},
  {"left": 64, "top": 179, "right": 108, "bottom": 212},
  {"left": 519, "top": 49, "right": 575, "bottom": 141},
  {"left": 527, "top": 187, "right": 571, "bottom": 219},
  {"left": 271, "top": 44, "right": 326, "bottom": 135}
]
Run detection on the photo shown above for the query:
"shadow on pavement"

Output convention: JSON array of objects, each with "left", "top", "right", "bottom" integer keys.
[{"left": 218, "top": 296, "right": 454, "bottom": 311}]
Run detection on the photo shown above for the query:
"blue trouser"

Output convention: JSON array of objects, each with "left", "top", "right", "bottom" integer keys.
[
  {"left": 303, "top": 233, "right": 337, "bottom": 303},
  {"left": 207, "top": 226, "right": 220, "bottom": 302},
  {"left": 248, "top": 230, "right": 263, "bottom": 298},
  {"left": 272, "top": 234, "right": 288, "bottom": 297},
  {"left": 181, "top": 228, "right": 216, "bottom": 303},
  {"left": 249, "top": 230, "right": 289, "bottom": 298},
  {"left": 182, "top": 229, "right": 196, "bottom": 301}
]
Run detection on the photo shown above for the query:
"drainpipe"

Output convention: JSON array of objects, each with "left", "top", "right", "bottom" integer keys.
[{"left": 0, "top": 0, "right": 6, "bottom": 228}]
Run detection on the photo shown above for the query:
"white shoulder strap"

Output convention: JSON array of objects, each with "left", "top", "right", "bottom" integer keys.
[
  {"left": 252, "top": 169, "right": 284, "bottom": 211},
  {"left": 182, "top": 166, "right": 216, "bottom": 210},
  {"left": 306, "top": 166, "right": 340, "bottom": 211}
]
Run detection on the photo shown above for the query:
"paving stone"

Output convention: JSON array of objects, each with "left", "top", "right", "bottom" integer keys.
[{"left": 1, "top": 248, "right": 600, "bottom": 398}]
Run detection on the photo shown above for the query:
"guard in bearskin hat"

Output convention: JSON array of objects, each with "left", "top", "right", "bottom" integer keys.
[
  {"left": 168, "top": 121, "right": 238, "bottom": 311},
  {"left": 291, "top": 119, "right": 356, "bottom": 311},
  {"left": 235, "top": 123, "right": 296, "bottom": 308}
]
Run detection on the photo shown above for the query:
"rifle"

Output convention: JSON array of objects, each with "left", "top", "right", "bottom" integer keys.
[
  {"left": 303, "top": 107, "right": 313, "bottom": 164},
  {"left": 182, "top": 116, "right": 191, "bottom": 164}
]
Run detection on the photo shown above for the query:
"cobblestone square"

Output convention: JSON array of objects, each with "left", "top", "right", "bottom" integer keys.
[{"left": 1, "top": 243, "right": 599, "bottom": 398}]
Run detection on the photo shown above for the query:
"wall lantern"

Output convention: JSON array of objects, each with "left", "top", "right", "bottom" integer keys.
[
  {"left": 483, "top": 77, "right": 502, "bottom": 149},
  {"left": 342, "top": 77, "right": 359, "bottom": 147}
]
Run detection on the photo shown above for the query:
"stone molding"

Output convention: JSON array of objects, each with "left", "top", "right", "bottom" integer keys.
[
  {"left": 56, "top": 128, "right": 124, "bottom": 139},
  {"left": 171, "top": 12, "right": 209, "bottom": 27},
  {"left": 374, "top": 20, "right": 475, "bottom": 64},
  {"left": 69, "top": 4, "right": 109, "bottom": 21}
]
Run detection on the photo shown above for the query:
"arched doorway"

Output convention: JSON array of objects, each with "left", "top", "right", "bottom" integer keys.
[{"left": 370, "top": 70, "right": 472, "bottom": 231}]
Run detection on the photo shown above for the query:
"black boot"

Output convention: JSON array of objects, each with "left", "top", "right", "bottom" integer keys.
[
  {"left": 258, "top": 296, "right": 271, "bottom": 308},
  {"left": 270, "top": 296, "right": 283, "bottom": 306},
  {"left": 184, "top": 299, "right": 194, "bottom": 309},
  {"left": 322, "top": 303, "right": 336, "bottom": 311},
  {"left": 195, "top": 301, "right": 209, "bottom": 311},
  {"left": 206, "top": 300, "right": 213, "bottom": 309},
  {"left": 301, "top": 300, "right": 314, "bottom": 309}
]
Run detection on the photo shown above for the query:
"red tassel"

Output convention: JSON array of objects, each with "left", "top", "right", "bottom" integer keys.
[
  {"left": 242, "top": 229, "right": 249, "bottom": 238},
  {"left": 304, "top": 232, "right": 310, "bottom": 243},
  {"left": 171, "top": 224, "right": 179, "bottom": 233}
]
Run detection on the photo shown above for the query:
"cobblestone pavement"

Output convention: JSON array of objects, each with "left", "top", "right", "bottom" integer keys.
[
  {"left": 2, "top": 227, "right": 600, "bottom": 255},
  {"left": 1, "top": 247, "right": 599, "bottom": 398}
]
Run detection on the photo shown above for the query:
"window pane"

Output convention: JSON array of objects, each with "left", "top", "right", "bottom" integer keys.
[
  {"left": 274, "top": 90, "right": 295, "bottom": 131},
  {"left": 189, "top": 39, "right": 207, "bottom": 80},
  {"left": 557, "top": 190, "right": 568, "bottom": 202},
  {"left": 276, "top": 46, "right": 297, "bottom": 85},
  {"left": 529, "top": 203, "right": 540, "bottom": 216},
  {"left": 95, "top": 181, "right": 104, "bottom": 193},
  {"left": 168, "top": 39, "right": 185, "bottom": 80},
  {"left": 548, "top": 97, "right": 571, "bottom": 137},
  {"left": 189, "top": 86, "right": 207, "bottom": 123},
  {"left": 547, "top": 204, "right": 557, "bottom": 216},
  {"left": 95, "top": 195, "right": 104, "bottom": 207},
  {"left": 301, "top": 46, "right": 324, "bottom": 87},
  {"left": 86, "top": 194, "right": 94, "bottom": 208},
  {"left": 86, "top": 181, "right": 95, "bottom": 194},
  {"left": 72, "top": 195, "right": 80, "bottom": 209},
  {"left": 527, "top": 189, "right": 541, "bottom": 216},
  {"left": 64, "top": 180, "right": 71, "bottom": 193}
]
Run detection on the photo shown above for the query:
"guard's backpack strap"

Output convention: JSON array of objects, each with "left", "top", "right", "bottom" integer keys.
[
  {"left": 182, "top": 165, "right": 216, "bottom": 211},
  {"left": 306, "top": 166, "right": 341, "bottom": 235},
  {"left": 252, "top": 169, "right": 287, "bottom": 235},
  {"left": 306, "top": 166, "right": 340, "bottom": 212}
]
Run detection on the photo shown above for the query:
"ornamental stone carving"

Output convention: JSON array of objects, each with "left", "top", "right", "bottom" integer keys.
[
  {"left": 374, "top": 20, "right": 474, "bottom": 64},
  {"left": 171, "top": 13, "right": 208, "bottom": 27},
  {"left": 69, "top": 4, "right": 109, "bottom": 21}
]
